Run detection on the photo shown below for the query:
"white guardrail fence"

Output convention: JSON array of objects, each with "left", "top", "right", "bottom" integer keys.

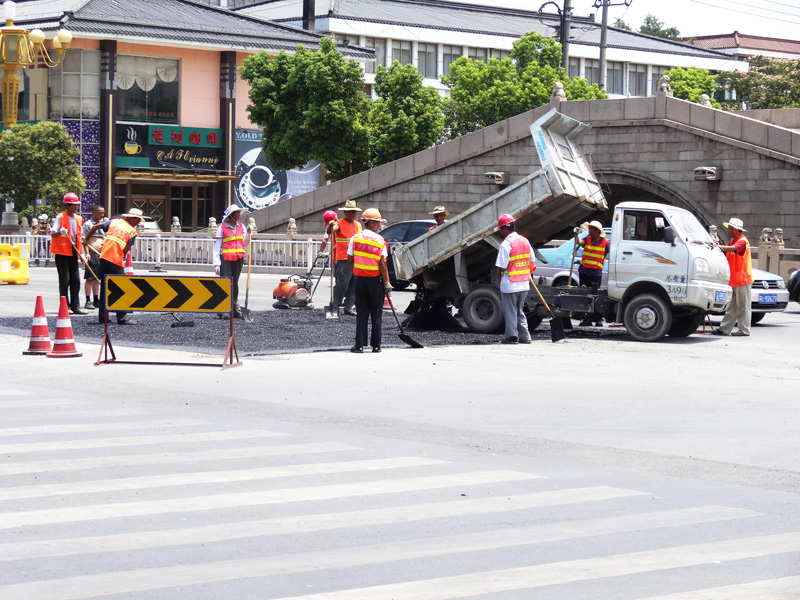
[{"left": 1, "top": 234, "right": 323, "bottom": 270}]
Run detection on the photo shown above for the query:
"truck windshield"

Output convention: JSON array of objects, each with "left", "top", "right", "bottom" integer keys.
[{"left": 669, "top": 212, "right": 715, "bottom": 245}]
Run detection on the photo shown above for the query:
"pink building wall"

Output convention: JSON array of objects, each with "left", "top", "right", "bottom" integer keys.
[{"left": 236, "top": 53, "right": 258, "bottom": 131}]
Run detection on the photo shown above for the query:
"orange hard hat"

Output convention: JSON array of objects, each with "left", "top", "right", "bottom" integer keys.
[{"left": 498, "top": 214, "right": 515, "bottom": 228}]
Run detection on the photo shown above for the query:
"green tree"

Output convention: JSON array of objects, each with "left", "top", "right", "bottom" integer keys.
[
  {"left": 613, "top": 18, "right": 632, "bottom": 31},
  {"left": 0, "top": 121, "right": 84, "bottom": 223},
  {"left": 369, "top": 62, "right": 443, "bottom": 165},
  {"left": 639, "top": 14, "right": 680, "bottom": 40},
  {"left": 719, "top": 55, "right": 800, "bottom": 110},
  {"left": 441, "top": 31, "right": 606, "bottom": 139},
  {"left": 664, "top": 66, "right": 720, "bottom": 107},
  {"left": 239, "top": 37, "right": 371, "bottom": 181}
]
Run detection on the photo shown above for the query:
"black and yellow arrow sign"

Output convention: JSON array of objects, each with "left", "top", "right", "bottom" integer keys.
[{"left": 105, "top": 275, "right": 232, "bottom": 313}]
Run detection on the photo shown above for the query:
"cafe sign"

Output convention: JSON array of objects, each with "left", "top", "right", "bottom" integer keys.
[{"left": 116, "top": 125, "right": 223, "bottom": 171}]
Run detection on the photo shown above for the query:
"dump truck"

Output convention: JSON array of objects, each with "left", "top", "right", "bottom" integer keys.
[{"left": 393, "top": 109, "right": 732, "bottom": 342}]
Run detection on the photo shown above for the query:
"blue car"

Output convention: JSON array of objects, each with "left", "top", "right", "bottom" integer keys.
[{"left": 533, "top": 228, "right": 611, "bottom": 287}]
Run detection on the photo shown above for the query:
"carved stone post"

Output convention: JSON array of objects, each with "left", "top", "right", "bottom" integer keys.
[
  {"left": 769, "top": 228, "right": 784, "bottom": 275},
  {"left": 758, "top": 228, "right": 772, "bottom": 271}
]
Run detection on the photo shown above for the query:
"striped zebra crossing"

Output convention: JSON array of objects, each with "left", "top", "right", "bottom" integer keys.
[{"left": 1, "top": 389, "right": 798, "bottom": 600}]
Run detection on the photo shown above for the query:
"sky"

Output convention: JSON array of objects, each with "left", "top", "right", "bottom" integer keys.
[{"left": 446, "top": 0, "right": 800, "bottom": 41}]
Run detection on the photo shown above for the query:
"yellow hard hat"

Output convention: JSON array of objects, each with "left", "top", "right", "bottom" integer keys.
[{"left": 362, "top": 208, "right": 386, "bottom": 223}]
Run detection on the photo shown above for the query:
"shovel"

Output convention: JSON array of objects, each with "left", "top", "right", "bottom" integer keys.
[
  {"left": 241, "top": 232, "right": 254, "bottom": 323},
  {"left": 69, "top": 238, "right": 101, "bottom": 284},
  {"left": 386, "top": 293, "right": 424, "bottom": 348},
  {"left": 530, "top": 276, "right": 566, "bottom": 343},
  {"left": 325, "top": 256, "right": 338, "bottom": 320}
]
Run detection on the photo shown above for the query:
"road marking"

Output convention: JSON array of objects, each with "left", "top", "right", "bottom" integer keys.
[
  {"left": 640, "top": 575, "right": 800, "bottom": 598},
  {"left": 0, "top": 419, "right": 207, "bottom": 437},
  {"left": 0, "top": 486, "right": 648, "bottom": 562},
  {"left": 0, "top": 442, "right": 359, "bottom": 475},
  {"left": 1, "top": 409, "right": 147, "bottom": 422},
  {"left": 0, "top": 470, "right": 536, "bottom": 529},
  {"left": 0, "top": 390, "right": 34, "bottom": 397},
  {"left": 0, "top": 508, "right": 772, "bottom": 600},
  {"left": 0, "top": 457, "right": 450, "bottom": 500},
  {"left": 0, "top": 429, "right": 287, "bottom": 454},
  {"left": 0, "top": 399, "right": 87, "bottom": 408}
]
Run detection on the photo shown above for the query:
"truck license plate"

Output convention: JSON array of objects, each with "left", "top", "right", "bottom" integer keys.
[
  {"left": 758, "top": 294, "right": 777, "bottom": 304},
  {"left": 715, "top": 290, "right": 727, "bottom": 302}
]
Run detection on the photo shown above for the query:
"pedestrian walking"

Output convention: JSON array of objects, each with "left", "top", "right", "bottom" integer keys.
[
  {"left": 331, "top": 200, "right": 363, "bottom": 316},
  {"left": 713, "top": 217, "right": 753, "bottom": 337},
  {"left": 50, "top": 193, "right": 87, "bottom": 315},
  {"left": 213, "top": 204, "right": 249, "bottom": 318},
  {"left": 349, "top": 208, "right": 391, "bottom": 353},
  {"left": 495, "top": 214, "right": 535, "bottom": 344}
]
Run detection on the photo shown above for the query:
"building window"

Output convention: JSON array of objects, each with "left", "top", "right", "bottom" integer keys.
[
  {"left": 652, "top": 67, "right": 670, "bottom": 95},
  {"left": 568, "top": 57, "right": 581, "bottom": 79},
  {"left": 391, "top": 40, "right": 412, "bottom": 65},
  {"left": 364, "top": 38, "right": 386, "bottom": 74},
  {"left": 629, "top": 64, "right": 647, "bottom": 96},
  {"left": 332, "top": 33, "right": 355, "bottom": 45},
  {"left": 606, "top": 61, "right": 624, "bottom": 94},
  {"left": 585, "top": 59, "right": 601, "bottom": 87},
  {"left": 468, "top": 47, "right": 488, "bottom": 62},
  {"left": 492, "top": 49, "right": 511, "bottom": 60},
  {"left": 116, "top": 55, "right": 179, "bottom": 123},
  {"left": 418, "top": 43, "right": 437, "bottom": 78},
  {"left": 442, "top": 45, "right": 462, "bottom": 76},
  {"left": 48, "top": 49, "right": 101, "bottom": 119}
]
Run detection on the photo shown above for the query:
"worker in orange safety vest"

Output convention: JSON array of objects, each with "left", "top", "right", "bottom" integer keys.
[
  {"left": 713, "top": 217, "right": 753, "bottom": 337},
  {"left": 50, "top": 192, "right": 86, "bottom": 315},
  {"left": 495, "top": 213, "right": 535, "bottom": 344},
  {"left": 330, "top": 199, "right": 363, "bottom": 316},
  {"left": 575, "top": 220, "right": 609, "bottom": 326}
]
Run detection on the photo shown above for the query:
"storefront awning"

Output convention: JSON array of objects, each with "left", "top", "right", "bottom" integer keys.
[{"left": 116, "top": 170, "right": 239, "bottom": 182}]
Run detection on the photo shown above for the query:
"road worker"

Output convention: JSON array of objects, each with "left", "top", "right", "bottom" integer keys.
[
  {"left": 495, "top": 214, "right": 534, "bottom": 344},
  {"left": 713, "top": 217, "right": 753, "bottom": 337},
  {"left": 50, "top": 193, "right": 86, "bottom": 315},
  {"left": 87, "top": 208, "right": 145, "bottom": 325},
  {"left": 213, "top": 204, "right": 249, "bottom": 318},
  {"left": 348, "top": 208, "right": 391, "bottom": 353},
  {"left": 81, "top": 204, "right": 105, "bottom": 310},
  {"left": 317, "top": 210, "right": 338, "bottom": 255},
  {"left": 575, "top": 220, "right": 609, "bottom": 326},
  {"left": 428, "top": 206, "right": 449, "bottom": 231},
  {"left": 330, "top": 200, "right": 363, "bottom": 316}
]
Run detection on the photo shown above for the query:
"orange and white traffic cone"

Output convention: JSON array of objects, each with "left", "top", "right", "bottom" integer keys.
[
  {"left": 383, "top": 291, "right": 392, "bottom": 310},
  {"left": 124, "top": 254, "right": 135, "bottom": 275},
  {"left": 46, "top": 296, "right": 83, "bottom": 358},
  {"left": 22, "top": 295, "right": 52, "bottom": 355}
]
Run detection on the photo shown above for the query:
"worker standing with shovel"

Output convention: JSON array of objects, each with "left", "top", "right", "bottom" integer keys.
[
  {"left": 213, "top": 204, "right": 249, "bottom": 319},
  {"left": 495, "top": 214, "right": 535, "bottom": 345}
]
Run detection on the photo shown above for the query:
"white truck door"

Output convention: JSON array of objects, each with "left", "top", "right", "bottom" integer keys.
[{"left": 611, "top": 208, "right": 690, "bottom": 302}]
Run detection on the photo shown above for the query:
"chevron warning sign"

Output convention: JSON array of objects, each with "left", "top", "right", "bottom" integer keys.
[{"left": 104, "top": 275, "right": 232, "bottom": 313}]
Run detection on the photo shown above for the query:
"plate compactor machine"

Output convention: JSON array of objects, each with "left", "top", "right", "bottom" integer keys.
[{"left": 272, "top": 253, "right": 328, "bottom": 309}]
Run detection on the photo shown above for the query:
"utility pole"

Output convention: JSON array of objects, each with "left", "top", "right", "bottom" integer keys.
[
  {"left": 598, "top": 0, "right": 609, "bottom": 89},
  {"left": 561, "top": 0, "right": 572, "bottom": 69}
]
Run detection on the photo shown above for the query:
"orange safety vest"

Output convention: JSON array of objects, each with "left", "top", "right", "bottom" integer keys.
[
  {"left": 507, "top": 234, "right": 535, "bottom": 282},
  {"left": 221, "top": 222, "right": 246, "bottom": 261},
  {"left": 50, "top": 212, "right": 82, "bottom": 256},
  {"left": 727, "top": 235, "right": 753, "bottom": 287},
  {"left": 334, "top": 219, "right": 362, "bottom": 263},
  {"left": 580, "top": 236, "right": 609, "bottom": 271},
  {"left": 351, "top": 234, "right": 385, "bottom": 277},
  {"left": 99, "top": 219, "right": 138, "bottom": 267}
]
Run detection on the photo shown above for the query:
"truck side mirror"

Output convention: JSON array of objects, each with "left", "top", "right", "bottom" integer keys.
[{"left": 663, "top": 226, "right": 676, "bottom": 245}]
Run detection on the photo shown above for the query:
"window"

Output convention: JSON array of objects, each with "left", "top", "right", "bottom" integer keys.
[
  {"left": 364, "top": 38, "right": 386, "bottom": 74},
  {"left": 629, "top": 64, "right": 647, "bottom": 96},
  {"left": 332, "top": 33, "right": 354, "bottom": 45},
  {"left": 391, "top": 40, "right": 412, "bottom": 65},
  {"left": 418, "top": 43, "right": 437, "bottom": 78},
  {"left": 492, "top": 49, "right": 511, "bottom": 60},
  {"left": 116, "top": 55, "right": 179, "bottom": 123},
  {"left": 652, "top": 68, "right": 670, "bottom": 95},
  {"left": 568, "top": 57, "right": 581, "bottom": 79},
  {"left": 48, "top": 49, "right": 101, "bottom": 119},
  {"left": 468, "top": 47, "right": 488, "bottom": 62},
  {"left": 442, "top": 45, "right": 462, "bottom": 76},
  {"left": 622, "top": 211, "right": 671, "bottom": 242},
  {"left": 585, "top": 59, "right": 601, "bottom": 87},
  {"left": 606, "top": 61, "right": 624, "bottom": 94}
]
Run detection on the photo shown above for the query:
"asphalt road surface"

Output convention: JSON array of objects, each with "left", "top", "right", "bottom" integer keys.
[{"left": 1, "top": 266, "right": 799, "bottom": 599}]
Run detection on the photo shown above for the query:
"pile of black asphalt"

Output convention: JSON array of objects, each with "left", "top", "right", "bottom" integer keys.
[{"left": 0, "top": 309, "right": 625, "bottom": 355}]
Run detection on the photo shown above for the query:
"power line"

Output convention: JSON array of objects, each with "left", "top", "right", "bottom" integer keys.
[
  {"left": 688, "top": 0, "right": 800, "bottom": 26},
  {"left": 703, "top": 0, "right": 800, "bottom": 18}
]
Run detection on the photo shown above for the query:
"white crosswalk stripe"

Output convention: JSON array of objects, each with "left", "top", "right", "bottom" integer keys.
[
  {"left": 640, "top": 576, "right": 800, "bottom": 598},
  {"left": 0, "top": 418, "right": 207, "bottom": 437}
]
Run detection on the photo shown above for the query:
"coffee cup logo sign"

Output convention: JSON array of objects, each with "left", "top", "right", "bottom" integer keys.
[{"left": 124, "top": 127, "right": 142, "bottom": 155}]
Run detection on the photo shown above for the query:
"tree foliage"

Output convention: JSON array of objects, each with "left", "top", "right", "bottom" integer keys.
[
  {"left": 719, "top": 55, "right": 800, "bottom": 110},
  {"left": 639, "top": 14, "right": 680, "bottom": 40},
  {"left": 441, "top": 31, "right": 606, "bottom": 139},
  {"left": 369, "top": 62, "right": 443, "bottom": 166},
  {"left": 0, "top": 121, "right": 84, "bottom": 222},
  {"left": 613, "top": 18, "right": 632, "bottom": 31},
  {"left": 664, "top": 66, "right": 720, "bottom": 107},
  {"left": 240, "top": 37, "right": 371, "bottom": 181}
]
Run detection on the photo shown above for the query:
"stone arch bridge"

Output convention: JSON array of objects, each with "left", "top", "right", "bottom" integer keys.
[{"left": 253, "top": 93, "right": 800, "bottom": 249}]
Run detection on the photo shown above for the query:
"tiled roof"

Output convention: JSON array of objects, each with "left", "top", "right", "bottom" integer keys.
[
  {"left": 689, "top": 32, "right": 800, "bottom": 55},
  {"left": 238, "top": 0, "right": 732, "bottom": 60},
  {"left": 13, "top": 0, "right": 374, "bottom": 58}
]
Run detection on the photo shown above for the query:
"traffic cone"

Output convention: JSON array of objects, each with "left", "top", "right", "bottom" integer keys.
[
  {"left": 124, "top": 254, "right": 135, "bottom": 275},
  {"left": 46, "top": 296, "right": 83, "bottom": 358},
  {"left": 22, "top": 295, "right": 52, "bottom": 355},
  {"left": 383, "top": 291, "right": 392, "bottom": 310}
]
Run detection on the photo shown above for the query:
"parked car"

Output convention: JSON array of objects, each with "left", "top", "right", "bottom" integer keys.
[
  {"left": 381, "top": 219, "right": 436, "bottom": 289},
  {"left": 139, "top": 217, "right": 162, "bottom": 233},
  {"left": 749, "top": 268, "right": 789, "bottom": 323},
  {"left": 789, "top": 269, "right": 800, "bottom": 303},
  {"left": 533, "top": 228, "right": 612, "bottom": 287}
]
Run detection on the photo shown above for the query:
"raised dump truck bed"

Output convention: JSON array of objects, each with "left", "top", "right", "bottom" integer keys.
[{"left": 394, "top": 109, "right": 607, "bottom": 303}]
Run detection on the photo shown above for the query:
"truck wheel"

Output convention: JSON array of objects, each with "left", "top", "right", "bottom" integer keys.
[
  {"left": 751, "top": 312, "right": 765, "bottom": 324},
  {"left": 667, "top": 313, "right": 703, "bottom": 337},
  {"left": 623, "top": 294, "right": 672, "bottom": 342},
  {"left": 526, "top": 313, "right": 543, "bottom": 331},
  {"left": 463, "top": 287, "right": 504, "bottom": 333}
]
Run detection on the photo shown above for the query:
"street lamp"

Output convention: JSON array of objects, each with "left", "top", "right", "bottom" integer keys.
[{"left": 0, "top": 0, "right": 72, "bottom": 128}]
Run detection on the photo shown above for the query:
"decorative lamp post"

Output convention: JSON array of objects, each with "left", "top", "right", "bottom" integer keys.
[{"left": 0, "top": 0, "right": 72, "bottom": 128}]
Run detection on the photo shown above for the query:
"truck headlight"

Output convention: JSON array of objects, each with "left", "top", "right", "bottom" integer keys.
[{"left": 693, "top": 257, "right": 710, "bottom": 274}]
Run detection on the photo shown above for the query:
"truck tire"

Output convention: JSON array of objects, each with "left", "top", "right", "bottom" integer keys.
[
  {"left": 623, "top": 293, "right": 672, "bottom": 342},
  {"left": 667, "top": 312, "right": 703, "bottom": 337},
  {"left": 463, "top": 287, "right": 504, "bottom": 334}
]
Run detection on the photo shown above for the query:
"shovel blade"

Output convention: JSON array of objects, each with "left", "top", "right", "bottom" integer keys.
[
  {"left": 549, "top": 317, "right": 566, "bottom": 342},
  {"left": 241, "top": 307, "right": 254, "bottom": 323},
  {"left": 398, "top": 333, "right": 424, "bottom": 348}
]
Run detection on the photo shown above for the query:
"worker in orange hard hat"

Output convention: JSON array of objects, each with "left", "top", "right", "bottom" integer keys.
[
  {"left": 495, "top": 213, "right": 535, "bottom": 344},
  {"left": 348, "top": 208, "right": 391, "bottom": 353},
  {"left": 50, "top": 192, "right": 87, "bottom": 315}
]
